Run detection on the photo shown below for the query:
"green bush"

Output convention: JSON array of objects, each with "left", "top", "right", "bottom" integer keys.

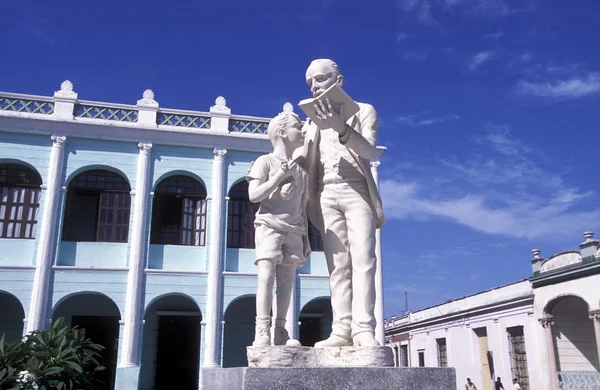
[{"left": 0, "top": 318, "right": 106, "bottom": 390}]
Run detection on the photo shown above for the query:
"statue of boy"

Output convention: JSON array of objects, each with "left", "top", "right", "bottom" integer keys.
[{"left": 247, "top": 110, "right": 311, "bottom": 346}]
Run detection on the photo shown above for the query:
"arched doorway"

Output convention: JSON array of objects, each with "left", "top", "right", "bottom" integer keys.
[
  {"left": 140, "top": 294, "right": 201, "bottom": 390},
  {"left": 299, "top": 297, "right": 333, "bottom": 347},
  {"left": 223, "top": 295, "right": 256, "bottom": 367},
  {"left": 549, "top": 296, "right": 599, "bottom": 372},
  {"left": 0, "top": 291, "right": 25, "bottom": 343},
  {"left": 52, "top": 293, "right": 121, "bottom": 390}
]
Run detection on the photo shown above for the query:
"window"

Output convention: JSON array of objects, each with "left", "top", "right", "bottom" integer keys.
[
  {"left": 400, "top": 344, "right": 409, "bottom": 367},
  {"left": 0, "top": 163, "right": 42, "bottom": 239},
  {"left": 507, "top": 326, "right": 530, "bottom": 390},
  {"left": 62, "top": 170, "right": 131, "bottom": 242},
  {"left": 227, "top": 181, "right": 258, "bottom": 249},
  {"left": 151, "top": 175, "right": 207, "bottom": 246},
  {"left": 418, "top": 350, "right": 425, "bottom": 367},
  {"left": 437, "top": 338, "right": 448, "bottom": 367},
  {"left": 308, "top": 222, "right": 324, "bottom": 251}
]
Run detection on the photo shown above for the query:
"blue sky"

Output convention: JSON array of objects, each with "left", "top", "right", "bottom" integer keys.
[{"left": 2, "top": 0, "right": 600, "bottom": 316}]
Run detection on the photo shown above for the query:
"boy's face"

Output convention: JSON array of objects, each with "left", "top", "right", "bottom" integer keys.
[{"left": 281, "top": 118, "right": 305, "bottom": 148}]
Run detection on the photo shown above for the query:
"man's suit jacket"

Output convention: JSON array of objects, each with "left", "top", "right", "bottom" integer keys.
[{"left": 301, "top": 102, "right": 386, "bottom": 231}]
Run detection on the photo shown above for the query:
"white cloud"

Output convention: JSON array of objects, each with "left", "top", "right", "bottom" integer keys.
[
  {"left": 396, "top": 32, "right": 416, "bottom": 42},
  {"left": 401, "top": 52, "right": 428, "bottom": 61},
  {"left": 398, "top": 0, "right": 439, "bottom": 26},
  {"left": 469, "top": 50, "right": 496, "bottom": 70},
  {"left": 380, "top": 125, "right": 600, "bottom": 239},
  {"left": 397, "top": 112, "right": 459, "bottom": 126},
  {"left": 516, "top": 72, "right": 600, "bottom": 99},
  {"left": 444, "top": 0, "right": 532, "bottom": 17},
  {"left": 483, "top": 30, "right": 504, "bottom": 40}
]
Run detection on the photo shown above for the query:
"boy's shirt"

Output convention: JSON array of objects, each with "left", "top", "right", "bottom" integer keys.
[{"left": 247, "top": 153, "right": 308, "bottom": 235}]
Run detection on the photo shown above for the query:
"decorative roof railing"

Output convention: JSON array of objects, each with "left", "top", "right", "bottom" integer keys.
[
  {"left": 0, "top": 81, "right": 285, "bottom": 138},
  {"left": 75, "top": 101, "right": 138, "bottom": 122},
  {"left": 0, "top": 93, "right": 54, "bottom": 115},
  {"left": 157, "top": 108, "right": 211, "bottom": 129},
  {"left": 229, "top": 116, "right": 269, "bottom": 134}
]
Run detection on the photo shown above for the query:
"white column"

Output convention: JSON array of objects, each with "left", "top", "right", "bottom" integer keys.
[
  {"left": 120, "top": 142, "right": 153, "bottom": 367},
  {"left": 589, "top": 311, "right": 600, "bottom": 369},
  {"left": 371, "top": 160, "right": 385, "bottom": 345},
  {"left": 28, "top": 135, "right": 67, "bottom": 332},
  {"left": 539, "top": 316, "right": 559, "bottom": 390},
  {"left": 286, "top": 276, "right": 297, "bottom": 339},
  {"left": 203, "top": 148, "right": 228, "bottom": 368}
]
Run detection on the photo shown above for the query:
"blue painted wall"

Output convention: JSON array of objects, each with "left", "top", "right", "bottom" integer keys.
[{"left": 0, "top": 132, "right": 331, "bottom": 390}]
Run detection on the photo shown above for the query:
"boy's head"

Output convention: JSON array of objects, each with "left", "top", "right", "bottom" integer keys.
[{"left": 267, "top": 111, "right": 305, "bottom": 149}]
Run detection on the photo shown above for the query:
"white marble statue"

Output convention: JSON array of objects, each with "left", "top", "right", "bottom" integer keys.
[
  {"left": 302, "top": 59, "right": 385, "bottom": 348},
  {"left": 247, "top": 110, "right": 311, "bottom": 347}
]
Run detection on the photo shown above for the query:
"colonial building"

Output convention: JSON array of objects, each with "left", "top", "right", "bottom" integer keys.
[
  {"left": 0, "top": 82, "right": 385, "bottom": 389},
  {"left": 385, "top": 233, "right": 600, "bottom": 390}
]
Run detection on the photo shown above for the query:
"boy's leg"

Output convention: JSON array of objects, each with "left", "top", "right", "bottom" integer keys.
[
  {"left": 253, "top": 224, "right": 283, "bottom": 347},
  {"left": 253, "top": 259, "right": 276, "bottom": 346},
  {"left": 273, "top": 233, "right": 304, "bottom": 346}
]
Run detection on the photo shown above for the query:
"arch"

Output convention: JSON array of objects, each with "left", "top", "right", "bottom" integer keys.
[
  {"left": 143, "top": 292, "right": 201, "bottom": 314},
  {"left": 299, "top": 296, "right": 333, "bottom": 347},
  {"left": 548, "top": 295, "right": 599, "bottom": 372},
  {"left": 0, "top": 162, "right": 44, "bottom": 239},
  {"left": 62, "top": 168, "right": 131, "bottom": 243},
  {"left": 227, "top": 176, "right": 249, "bottom": 195},
  {"left": 0, "top": 159, "right": 43, "bottom": 184},
  {"left": 0, "top": 290, "right": 25, "bottom": 344},
  {"left": 543, "top": 293, "right": 591, "bottom": 315},
  {"left": 140, "top": 293, "right": 202, "bottom": 390},
  {"left": 51, "top": 292, "right": 121, "bottom": 390},
  {"left": 152, "top": 170, "right": 207, "bottom": 192},
  {"left": 223, "top": 295, "right": 256, "bottom": 368},
  {"left": 150, "top": 175, "right": 208, "bottom": 246},
  {"left": 65, "top": 165, "right": 132, "bottom": 189}
]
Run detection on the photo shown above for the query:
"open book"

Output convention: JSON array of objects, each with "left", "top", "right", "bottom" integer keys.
[{"left": 298, "top": 83, "right": 360, "bottom": 129}]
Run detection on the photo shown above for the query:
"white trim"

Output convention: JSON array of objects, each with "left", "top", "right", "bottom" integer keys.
[
  {"left": 222, "top": 271, "right": 258, "bottom": 276},
  {"left": 52, "top": 266, "right": 129, "bottom": 272},
  {"left": 0, "top": 265, "right": 36, "bottom": 270},
  {"left": 144, "top": 269, "right": 208, "bottom": 275},
  {"left": 298, "top": 274, "right": 329, "bottom": 279},
  {"left": 156, "top": 311, "right": 202, "bottom": 317}
]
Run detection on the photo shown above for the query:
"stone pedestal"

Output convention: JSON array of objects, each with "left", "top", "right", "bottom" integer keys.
[
  {"left": 247, "top": 346, "right": 394, "bottom": 368},
  {"left": 203, "top": 367, "right": 456, "bottom": 390}
]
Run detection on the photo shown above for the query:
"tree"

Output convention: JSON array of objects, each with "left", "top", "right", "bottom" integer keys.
[{"left": 0, "top": 318, "right": 105, "bottom": 390}]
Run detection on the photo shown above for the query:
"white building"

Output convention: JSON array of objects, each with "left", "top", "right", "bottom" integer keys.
[{"left": 385, "top": 232, "right": 600, "bottom": 390}]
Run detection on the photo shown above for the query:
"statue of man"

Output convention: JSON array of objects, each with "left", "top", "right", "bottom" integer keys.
[{"left": 302, "top": 59, "right": 385, "bottom": 347}]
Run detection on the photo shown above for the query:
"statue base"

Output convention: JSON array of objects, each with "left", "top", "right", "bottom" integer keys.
[
  {"left": 202, "top": 367, "right": 456, "bottom": 390},
  {"left": 247, "top": 345, "right": 394, "bottom": 368}
]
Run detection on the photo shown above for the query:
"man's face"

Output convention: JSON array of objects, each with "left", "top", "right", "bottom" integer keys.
[
  {"left": 306, "top": 61, "right": 338, "bottom": 98},
  {"left": 282, "top": 118, "right": 305, "bottom": 148}
]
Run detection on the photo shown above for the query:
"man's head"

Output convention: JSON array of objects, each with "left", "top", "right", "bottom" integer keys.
[
  {"left": 513, "top": 378, "right": 518, "bottom": 384},
  {"left": 467, "top": 378, "right": 472, "bottom": 384},
  {"left": 267, "top": 111, "right": 305, "bottom": 149},
  {"left": 305, "top": 58, "right": 344, "bottom": 98}
]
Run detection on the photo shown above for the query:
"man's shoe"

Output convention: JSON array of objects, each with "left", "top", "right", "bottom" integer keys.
[
  {"left": 353, "top": 332, "right": 379, "bottom": 347},
  {"left": 252, "top": 324, "right": 271, "bottom": 346},
  {"left": 314, "top": 334, "right": 352, "bottom": 348}
]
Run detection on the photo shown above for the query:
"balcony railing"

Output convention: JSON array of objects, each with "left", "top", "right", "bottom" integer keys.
[
  {"left": 559, "top": 371, "right": 600, "bottom": 390},
  {"left": 0, "top": 82, "right": 277, "bottom": 137}
]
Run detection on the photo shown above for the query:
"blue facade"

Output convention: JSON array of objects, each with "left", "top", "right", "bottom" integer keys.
[{"left": 0, "top": 89, "right": 332, "bottom": 389}]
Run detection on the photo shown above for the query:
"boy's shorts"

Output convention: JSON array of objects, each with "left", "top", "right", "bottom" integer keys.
[{"left": 254, "top": 224, "right": 307, "bottom": 268}]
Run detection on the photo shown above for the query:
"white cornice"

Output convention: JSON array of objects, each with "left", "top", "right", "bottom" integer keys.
[{"left": 0, "top": 114, "right": 272, "bottom": 153}]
